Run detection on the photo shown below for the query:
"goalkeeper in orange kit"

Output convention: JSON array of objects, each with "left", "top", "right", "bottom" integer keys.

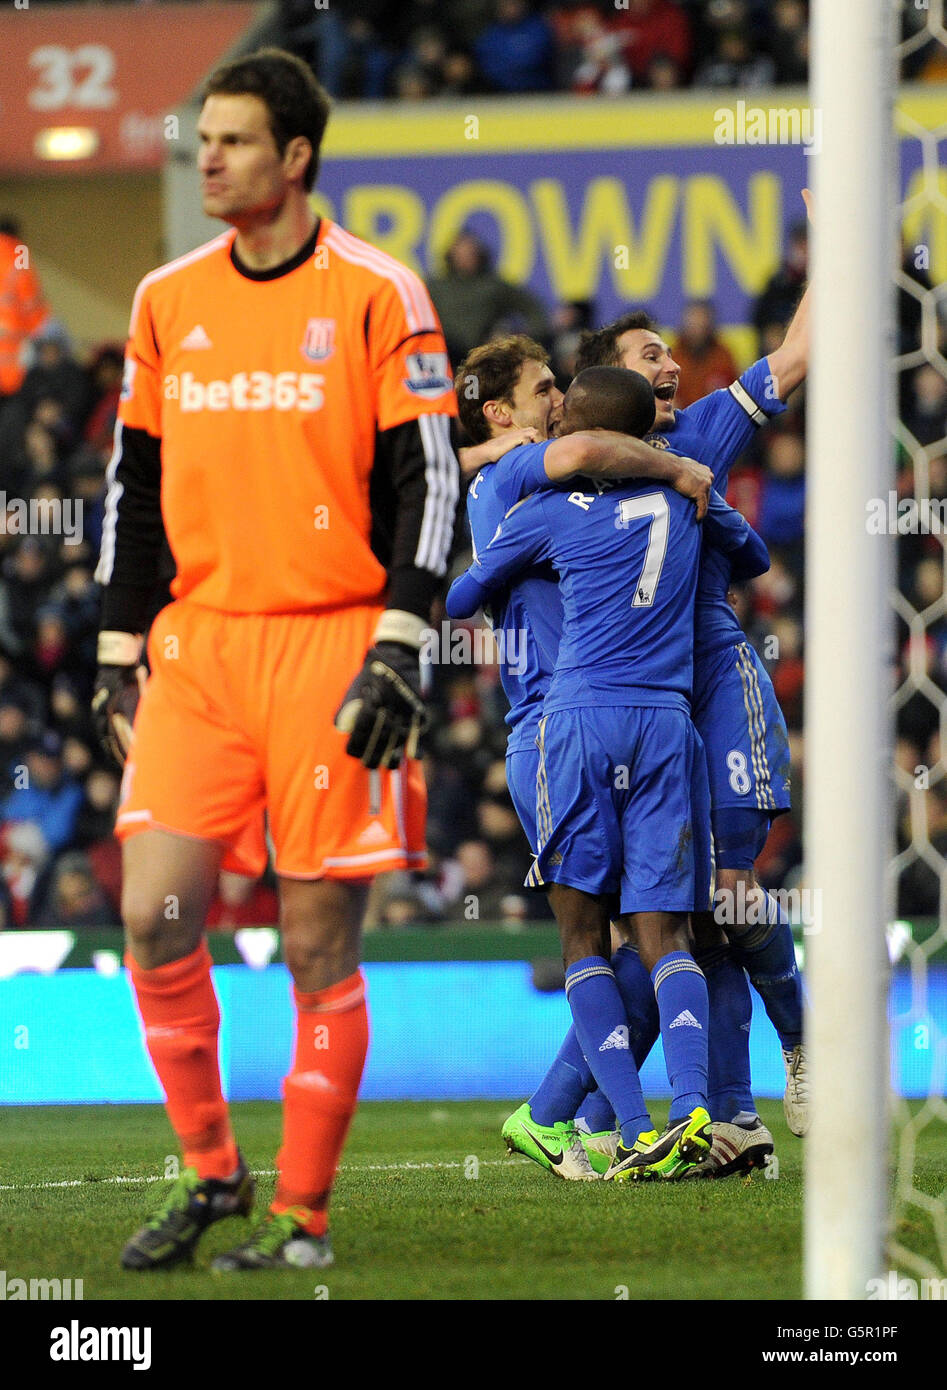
[{"left": 93, "top": 48, "right": 459, "bottom": 1270}]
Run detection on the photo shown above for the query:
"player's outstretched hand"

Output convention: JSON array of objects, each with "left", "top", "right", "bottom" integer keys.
[
  {"left": 670, "top": 456, "right": 713, "bottom": 520},
  {"left": 92, "top": 632, "right": 146, "bottom": 767},
  {"left": 335, "top": 640, "right": 428, "bottom": 771}
]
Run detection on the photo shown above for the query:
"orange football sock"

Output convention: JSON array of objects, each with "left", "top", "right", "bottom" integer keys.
[
  {"left": 126, "top": 943, "right": 239, "bottom": 1181},
  {"left": 272, "top": 970, "right": 369, "bottom": 1237}
]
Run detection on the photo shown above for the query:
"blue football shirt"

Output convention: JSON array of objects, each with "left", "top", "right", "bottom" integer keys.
[
  {"left": 652, "top": 357, "right": 786, "bottom": 658},
  {"left": 450, "top": 481, "right": 765, "bottom": 714}
]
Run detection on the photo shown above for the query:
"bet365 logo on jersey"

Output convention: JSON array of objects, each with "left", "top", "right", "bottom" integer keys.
[{"left": 167, "top": 371, "right": 325, "bottom": 413}]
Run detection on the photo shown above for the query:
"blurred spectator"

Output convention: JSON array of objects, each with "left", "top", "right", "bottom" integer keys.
[
  {"left": 0, "top": 819, "right": 51, "bottom": 926},
  {"left": 765, "top": 613, "right": 805, "bottom": 731},
  {"left": 205, "top": 870, "right": 279, "bottom": 929},
  {"left": 0, "top": 730, "right": 84, "bottom": 852},
  {"left": 694, "top": 25, "right": 774, "bottom": 87},
  {"left": 426, "top": 230, "right": 550, "bottom": 367},
  {"left": 565, "top": 7, "right": 632, "bottom": 94},
  {"left": 32, "top": 850, "right": 115, "bottom": 928},
  {"left": 474, "top": 0, "right": 556, "bottom": 93},
  {"left": 3, "top": 539, "right": 58, "bottom": 653},
  {"left": 671, "top": 299, "right": 738, "bottom": 407},
  {"left": 609, "top": 0, "right": 692, "bottom": 86},
  {"left": 897, "top": 786, "right": 947, "bottom": 916},
  {"left": 903, "top": 364, "right": 947, "bottom": 448},
  {"left": 752, "top": 220, "right": 808, "bottom": 358},
  {"left": 73, "top": 767, "right": 121, "bottom": 850},
  {"left": 82, "top": 344, "right": 124, "bottom": 458},
  {"left": 18, "top": 321, "right": 90, "bottom": 442},
  {"left": 297, "top": 0, "right": 400, "bottom": 99},
  {"left": 756, "top": 434, "right": 805, "bottom": 549},
  {"left": 0, "top": 697, "right": 33, "bottom": 769},
  {"left": 0, "top": 219, "right": 49, "bottom": 407},
  {"left": 550, "top": 299, "right": 594, "bottom": 385},
  {"left": 440, "top": 838, "right": 520, "bottom": 920},
  {"left": 767, "top": 0, "right": 808, "bottom": 85},
  {"left": 0, "top": 648, "right": 44, "bottom": 726},
  {"left": 646, "top": 53, "right": 685, "bottom": 89},
  {"left": 441, "top": 47, "right": 481, "bottom": 96}
]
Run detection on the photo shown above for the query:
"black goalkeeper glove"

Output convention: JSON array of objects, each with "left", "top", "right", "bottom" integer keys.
[
  {"left": 91, "top": 631, "right": 146, "bottom": 768},
  {"left": 335, "top": 611, "right": 428, "bottom": 771}
]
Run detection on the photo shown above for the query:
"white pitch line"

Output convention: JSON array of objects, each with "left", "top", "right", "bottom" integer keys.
[{"left": 0, "top": 1157, "right": 529, "bottom": 1194}]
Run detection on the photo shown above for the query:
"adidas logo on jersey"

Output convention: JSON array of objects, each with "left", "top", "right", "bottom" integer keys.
[
  {"left": 357, "top": 819, "right": 390, "bottom": 847},
  {"left": 180, "top": 324, "right": 213, "bottom": 350},
  {"left": 599, "top": 1025, "right": 629, "bottom": 1052},
  {"left": 669, "top": 1010, "right": 702, "bottom": 1030}
]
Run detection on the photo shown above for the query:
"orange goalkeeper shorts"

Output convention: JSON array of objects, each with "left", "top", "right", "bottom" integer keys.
[{"left": 115, "top": 599, "right": 427, "bottom": 879}]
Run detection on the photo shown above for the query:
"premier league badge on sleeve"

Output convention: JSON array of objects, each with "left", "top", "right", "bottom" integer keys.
[
  {"left": 301, "top": 318, "right": 336, "bottom": 362},
  {"left": 403, "top": 351, "right": 452, "bottom": 398}
]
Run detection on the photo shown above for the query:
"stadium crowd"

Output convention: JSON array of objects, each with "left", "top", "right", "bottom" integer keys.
[
  {"left": 24, "top": 0, "right": 945, "bottom": 97},
  {"left": 1, "top": 4, "right": 944, "bottom": 927},
  {"left": 276, "top": 0, "right": 947, "bottom": 101}
]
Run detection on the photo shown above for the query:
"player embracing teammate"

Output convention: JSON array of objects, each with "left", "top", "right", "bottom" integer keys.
[
  {"left": 94, "top": 49, "right": 459, "bottom": 1269},
  {"left": 449, "top": 252, "right": 810, "bottom": 1177}
]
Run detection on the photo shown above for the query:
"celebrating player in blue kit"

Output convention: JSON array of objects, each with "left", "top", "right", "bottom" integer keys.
[
  {"left": 453, "top": 335, "right": 714, "bottom": 1178},
  {"left": 448, "top": 368, "right": 772, "bottom": 1180},
  {"left": 575, "top": 288, "right": 809, "bottom": 1138}
]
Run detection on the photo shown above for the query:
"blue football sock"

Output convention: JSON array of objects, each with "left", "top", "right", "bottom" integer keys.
[
  {"left": 651, "top": 951, "right": 709, "bottom": 1124},
  {"left": 575, "top": 1087, "right": 615, "bottom": 1134},
  {"left": 728, "top": 892, "right": 804, "bottom": 1051},
  {"left": 693, "top": 942, "right": 755, "bottom": 1123},
  {"left": 574, "top": 944, "right": 658, "bottom": 1133},
  {"left": 612, "top": 942, "right": 661, "bottom": 1067},
  {"left": 565, "top": 956, "right": 651, "bottom": 1148},
  {"left": 529, "top": 1027, "right": 593, "bottom": 1126}
]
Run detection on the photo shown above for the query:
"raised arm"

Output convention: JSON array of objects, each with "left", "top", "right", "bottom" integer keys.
[{"left": 766, "top": 189, "right": 813, "bottom": 401}]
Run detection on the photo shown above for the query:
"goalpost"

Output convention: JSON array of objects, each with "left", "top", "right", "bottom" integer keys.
[{"left": 804, "top": 0, "right": 895, "bottom": 1298}]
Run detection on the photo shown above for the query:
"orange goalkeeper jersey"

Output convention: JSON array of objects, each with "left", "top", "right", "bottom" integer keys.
[{"left": 99, "top": 219, "right": 457, "bottom": 617}]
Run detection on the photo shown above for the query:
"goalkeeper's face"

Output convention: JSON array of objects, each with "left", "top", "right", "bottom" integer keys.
[
  {"left": 616, "top": 328, "right": 680, "bottom": 429},
  {"left": 197, "top": 94, "right": 307, "bottom": 225}
]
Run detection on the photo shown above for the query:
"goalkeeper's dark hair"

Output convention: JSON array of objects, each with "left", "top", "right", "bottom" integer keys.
[
  {"left": 202, "top": 48, "right": 331, "bottom": 190},
  {"left": 454, "top": 335, "right": 550, "bottom": 444},
  {"left": 575, "top": 311, "right": 659, "bottom": 372},
  {"left": 563, "top": 367, "right": 656, "bottom": 439}
]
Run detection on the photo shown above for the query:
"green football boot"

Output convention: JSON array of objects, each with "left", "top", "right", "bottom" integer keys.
[
  {"left": 606, "top": 1108, "right": 712, "bottom": 1182},
  {"left": 577, "top": 1127, "right": 620, "bottom": 1176},
  {"left": 501, "top": 1102, "right": 598, "bottom": 1180},
  {"left": 603, "top": 1127, "right": 660, "bottom": 1182},
  {"left": 212, "top": 1209, "right": 334, "bottom": 1271},
  {"left": 120, "top": 1158, "right": 254, "bottom": 1270}
]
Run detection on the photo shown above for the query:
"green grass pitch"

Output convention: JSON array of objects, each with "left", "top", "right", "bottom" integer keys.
[
  {"left": 2, "top": 1100, "right": 944, "bottom": 1301},
  {"left": 1, "top": 1099, "right": 807, "bottom": 1301}
]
